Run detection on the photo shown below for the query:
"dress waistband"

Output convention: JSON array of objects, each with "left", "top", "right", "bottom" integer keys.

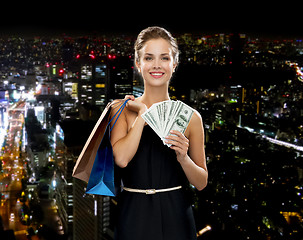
[{"left": 122, "top": 186, "right": 182, "bottom": 195}]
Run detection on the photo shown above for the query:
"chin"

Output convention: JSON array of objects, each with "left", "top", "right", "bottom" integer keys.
[
  {"left": 143, "top": 76, "right": 171, "bottom": 87},
  {"left": 145, "top": 80, "right": 170, "bottom": 88}
]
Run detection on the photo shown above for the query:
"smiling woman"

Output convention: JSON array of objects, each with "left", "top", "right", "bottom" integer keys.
[
  {"left": 135, "top": 38, "right": 177, "bottom": 89},
  {"left": 134, "top": 26, "right": 179, "bottom": 65},
  {"left": 111, "top": 26, "right": 208, "bottom": 240}
]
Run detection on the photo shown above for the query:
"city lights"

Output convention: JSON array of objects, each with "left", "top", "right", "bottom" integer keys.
[
  {"left": 52, "top": 179, "right": 57, "bottom": 188},
  {"left": 0, "top": 30, "right": 302, "bottom": 240},
  {"left": 197, "top": 225, "right": 211, "bottom": 237}
]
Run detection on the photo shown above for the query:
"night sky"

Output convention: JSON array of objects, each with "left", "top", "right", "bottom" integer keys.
[{"left": 0, "top": 2, "right": 302, "bottom": 38}]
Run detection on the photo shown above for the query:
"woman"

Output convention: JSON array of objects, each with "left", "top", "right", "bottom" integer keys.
[{"left": 111, "top": 26, "right": 208, "bottom": 240}]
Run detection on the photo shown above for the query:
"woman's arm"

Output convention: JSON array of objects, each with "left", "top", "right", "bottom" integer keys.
[
  {"left": 110, "top": 96, "right": 147, "bottom": 168},
  {"left": 165, "top": 111, "right": 208, "bottom": 191}
]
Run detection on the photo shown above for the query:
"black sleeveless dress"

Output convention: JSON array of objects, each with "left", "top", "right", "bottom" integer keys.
[{"left": 114, "top": 125, "right": 197, "bottom": 240}]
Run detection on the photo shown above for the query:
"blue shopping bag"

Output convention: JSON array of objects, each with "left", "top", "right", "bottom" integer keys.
[{"left": 85, "top": 99, "right": 129, "bottom": 197}]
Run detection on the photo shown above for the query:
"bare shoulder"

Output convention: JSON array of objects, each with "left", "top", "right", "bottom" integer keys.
[
  {"left": 109, "top": 100, "right": 121, "bottom": 116},
  {"left": 111, "top": 98, "right": 141, "bottom": 131},
  {"left": 190, "top": 110, "right": 203, "bottom": 129},
  {"left": 110, "top": 100, "right": 128, "bottom": 145},
  {"left": 186, "top": 110, "right": 204, "bottom": 138},
  {"left": 192, "top": 110, "right": 203, "bottom": 123},
  {"left": 110, "top": 99, "right": 131, "bottom": 115}
]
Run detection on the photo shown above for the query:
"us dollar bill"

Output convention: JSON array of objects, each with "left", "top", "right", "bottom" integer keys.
[
  {"left": 141, "top": 110, "right": 162, "bottom": 137},
  {"left": 165, "top": 102, "right": 194, "bottom": 135},
  {"left": 141, "top": 100, "right": 195, "bottom": 147}
]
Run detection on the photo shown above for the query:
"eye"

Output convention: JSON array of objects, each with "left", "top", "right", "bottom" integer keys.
[
  {"left": 161, "top": 56, "right": 170, "bottom": 61},
  {"left": 144, "top": 56, "right": 153, "bottom": 61}
]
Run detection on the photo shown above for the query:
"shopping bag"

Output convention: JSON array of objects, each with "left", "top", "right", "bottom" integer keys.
[
  {"left": 72, "top": 100, "right": 124, "bottom": 183},
  {"left": 85, "top": 99, "right": 129, "bottom": 196},
  {"left": 85, "top": 125, "right": 115, "bottom": 196}
]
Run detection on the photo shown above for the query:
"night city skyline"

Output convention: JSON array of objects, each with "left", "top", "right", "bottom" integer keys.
[{"left": 0, "top": 5, "right": 303, "bottom": 239}]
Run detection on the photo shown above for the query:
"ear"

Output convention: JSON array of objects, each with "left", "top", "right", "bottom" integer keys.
[
  {"left": 135, "top": 60, "right": 141, "bottom": 72},
  {"left": 173, "top": 62, "right": 178, "bottom": 72}
]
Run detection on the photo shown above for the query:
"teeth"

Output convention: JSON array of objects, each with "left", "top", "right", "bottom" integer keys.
[{"left": 151, "top": 73, "right": 163, "bottom": 76}]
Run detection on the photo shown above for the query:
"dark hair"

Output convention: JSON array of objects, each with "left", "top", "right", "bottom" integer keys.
[{"left": 134, "top": 26, "right": 179, "bottom": 65}]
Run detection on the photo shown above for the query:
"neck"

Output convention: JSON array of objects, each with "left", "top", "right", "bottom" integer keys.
[{"left": 141, "top": 85, "right": 170, "bottom": 108}]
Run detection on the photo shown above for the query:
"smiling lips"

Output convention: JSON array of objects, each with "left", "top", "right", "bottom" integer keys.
[{"left": 150, "top": 72, "right": 165, "bottom": 78}]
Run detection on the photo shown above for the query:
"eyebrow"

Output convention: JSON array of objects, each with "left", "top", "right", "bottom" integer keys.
[{"left": 144, "top": 53, "right": 170, "bottom": 56}]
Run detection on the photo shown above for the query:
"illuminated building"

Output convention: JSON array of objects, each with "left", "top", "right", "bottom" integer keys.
[
  {"left": 108, "top": 56, "right": 133, "bottom": 99},
  {"left": 70, "top": 55, "right": 133, "bottom": 240},
  {"left": 73, "top": 179, "right": 114, "bottom": 240},
  {"left": 76, "top": 55, "right": 109, "bottom": 106},
  {"left": 76, "top": 55, "right": 133, "bottom": 107}
]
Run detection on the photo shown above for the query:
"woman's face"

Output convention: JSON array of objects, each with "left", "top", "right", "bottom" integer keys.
[{"left": 136, "top": 38, "right": 177, "bottom": 88}]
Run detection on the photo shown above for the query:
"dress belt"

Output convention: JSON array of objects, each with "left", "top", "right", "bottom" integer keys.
[{"left": 122, "top": 186, "right": 182, "bottom": 195}]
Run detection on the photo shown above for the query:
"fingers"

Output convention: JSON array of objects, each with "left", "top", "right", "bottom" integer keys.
[
  {"left": 166, "top": 130, "right": 189, "bottom": 144},
  {"left": 166, "top": 131, "right": 189, "bottom": 163},
  {"left": 124, "top": 95, "right": 135, "bottom": 101},
  {"left": 165, "top": 130, "right": 189, "bottom": 153},
  {"left": 124, "top": 95, "right": 135, "bottom": 109}
]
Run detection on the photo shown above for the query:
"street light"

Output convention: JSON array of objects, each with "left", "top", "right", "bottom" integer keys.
[
  {"left": 51, "top": 171, "right": 57, "bottom": 189},
  {"left": 197, "top": 225, "right": 211, "bottom": 237},
  {"left": 52, "top": 179, "right": 57, "bottom": 188}
]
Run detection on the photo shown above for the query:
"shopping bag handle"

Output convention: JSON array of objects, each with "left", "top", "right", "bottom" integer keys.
[{"left": 108, "top": 99, "right": 130, "bottom": 131}]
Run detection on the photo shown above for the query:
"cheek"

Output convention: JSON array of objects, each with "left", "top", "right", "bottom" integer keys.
[
  {"left": 141, "top": 63, "right": 153, "bottom": 77},
  {"left": 138, "top": 61, "right": 147, "bottom": 71},
  {"left": 141, "top": 63, "right": 150, "bottom": 71},
  {"left": 139, "top": 64, "right": 150, "bottom": 78},
  {"left": 164, "top": 62, "right": 174, "bottom": 73}
]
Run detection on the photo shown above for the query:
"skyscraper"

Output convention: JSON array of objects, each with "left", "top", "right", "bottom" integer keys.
[
  {"left": 75, "top": 55, "right": 133, "bottom": 108},
  {"left": 108, "top": 56, "right": 133, "bottom": 99},
  {"left": 73, "top": 178, "right": 113, "bottom": 240},
  {"left": 76, "top": 56, "right": 110, "bottom": 107},
  {"left": 70, "top": 55, "right": 133, "bottom": 240}
]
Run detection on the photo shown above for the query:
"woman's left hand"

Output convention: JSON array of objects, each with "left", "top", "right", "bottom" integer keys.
[{"left": 165, "top": 130, "right": 189, "bottom": 163}]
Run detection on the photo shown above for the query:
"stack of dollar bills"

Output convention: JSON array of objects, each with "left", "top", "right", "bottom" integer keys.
[{"left": 141, "top": 100, "right": 194, "bottom": 146}]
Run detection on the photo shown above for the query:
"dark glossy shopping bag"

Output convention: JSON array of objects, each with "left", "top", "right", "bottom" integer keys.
[{"left": 83, "top": 99, "right": 129, "bottom": 196}]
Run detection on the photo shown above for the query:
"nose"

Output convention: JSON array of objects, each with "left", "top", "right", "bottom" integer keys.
[{"left": 153, "top": 59, "right": 161, "bottom": 69}]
